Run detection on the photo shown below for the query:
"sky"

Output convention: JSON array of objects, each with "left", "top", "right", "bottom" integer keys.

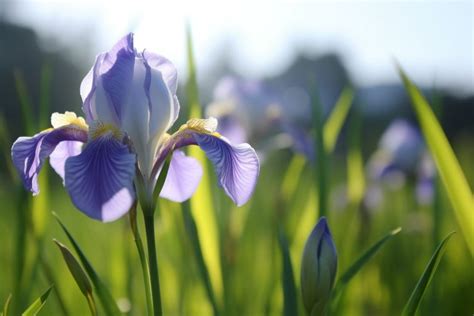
[{"left": 4, "top": 0, "right": 474, "bottom": 95}]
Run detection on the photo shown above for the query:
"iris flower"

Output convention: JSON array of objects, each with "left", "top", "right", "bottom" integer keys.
[{"left": 11, "top": 33, "right": 259, "bottom": 222}]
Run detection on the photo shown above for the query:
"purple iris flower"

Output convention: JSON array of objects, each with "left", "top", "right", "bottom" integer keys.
[
  {"left": 206, "top": 76, "right": 314, "bottom": 161},
  {"left": 11, "top": 33, "right": 259, "bottom": 222},
  {"left": 367, "top": 119, "right": 436, "bottom": 204}
]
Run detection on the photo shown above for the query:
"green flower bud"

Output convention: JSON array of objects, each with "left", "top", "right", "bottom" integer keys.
[{"left": 301, "top": 217, "right": 338, "bottom": 315}]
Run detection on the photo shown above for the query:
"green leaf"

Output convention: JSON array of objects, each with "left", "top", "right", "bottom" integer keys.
[
  {"left": 53, "top": 213, "right": 121, "bottom": 316},
  {"left": 402, "top": 232, "right": 455, "bottom": 316},
  {"left": 346, "top": 108, "right": 365, "bottom": 205},
  {"left": 333, "top": 227, "right": 401, "bottom": 298},
  {"left": 2, "top": 294, "right": 12, "bottom": 316},
  {"left": 13, "top": 70, "right": 35, "bottom": 135},
  {"left": 185, "top": 24, "right": 223, "bottom": 308},
  {"left": 22, "top": 286, "right": 53, "bottom": 316},
  {"left": 310, "top": 87, "right": 328, "bottom": 218},
  {"left": 398, "top": 66, "right": 474, "bottom": 255},
  {"left": 323, "top": 87, "right": 354, "bottom": 153},
  {"left": 53, "top": 239, "right": 97, "bottom": 316},
  {"left": 278, "top": 230, "right": 297, "bottom": 316}
]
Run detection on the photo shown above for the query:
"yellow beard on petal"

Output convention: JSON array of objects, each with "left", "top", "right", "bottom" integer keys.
[
  {"left": 179, "top": 117, "right": 220, "bottom": 137},
  {"left": 51, "top": 111, "right": 88, "bottom": 129},
  {"left": 90, "top": 122, "right": 123, "bottom": 140}
]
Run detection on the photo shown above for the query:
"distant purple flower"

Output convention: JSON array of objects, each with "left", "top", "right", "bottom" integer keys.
[
  {"left": 11, "top": 33, "right": 259, "bottom": 222},
  {"left": 207, "top": 76, "right": 314, "bottom": 161},
  {"left": 367, "top": 119, "right": 436, "bottom": 204}
]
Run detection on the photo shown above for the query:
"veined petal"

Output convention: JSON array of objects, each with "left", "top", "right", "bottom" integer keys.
[
  {"left": 194, "top": 133, "right": 259, "bottom": 206},
  {"left": 160, "top": 150, "right": 203, "bottom": 202},
  {"left": 143, "top": 51, "right": 180, "bottom": 126},
  {"left": 81, "top": 33, "right": 135, "bottom": 123},
  {"left": 160, "top": 118, "right": 259, "bottom": 206},
  {"left": 65, "top": 133, "right": 136, "bottom": 222},
  {"left": 49, "top": 141, "right": 83, "bottom": 181},
  {"left": 11, "top": 125, "right": 88, "bottom": 195}
]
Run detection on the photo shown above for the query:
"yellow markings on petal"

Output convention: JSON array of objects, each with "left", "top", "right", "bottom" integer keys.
[
  {"left": 90, "top": 122, "right": 123, "bottom": 140},
  {"left": 51, "top": 111, "right": 88, "bottom": 129},
  {"left": 180, "top": 117, "right": 218, "bottom": 134}
]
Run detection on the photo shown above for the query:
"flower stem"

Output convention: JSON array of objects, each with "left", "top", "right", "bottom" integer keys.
[
  {"left": 130, "top": 207, "right": 154, "bottom": 316},
  {"left": 144, "top": 212, "right": 163, "bottom": 316}
]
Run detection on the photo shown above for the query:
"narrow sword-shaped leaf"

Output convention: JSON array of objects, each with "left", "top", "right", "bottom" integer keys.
[
  {"left": 346, "top": 108, "right": 365, "bottom": 205},
  {"left": 278, "top": 230, "right": 297, "bottom": 316},
  {"left": 53, "top": 213, "right": 121, "bottom": 316},
  {"left": 2, "top": 294, "right": 12, "bottom": 316},
  {"left": 398, "top": 66, "right": 474, "bottom": 255},
  {"left": 185, "top": 24, "right": 223, "bottom": 309},
  {"left": 402, "top": 232, "right": 456, "bottom": 316},
  {"left": 21, "top": 286, "right": 53, "bottom": 316},
  {"left": 323, "top": 87, "right": 354, "bottom": 153},
  {"left": 53, "top": 239, "right": 97, "bottom": 316},
  {"left": 332, "top": 227, "right": 402, "bottom": 302}
]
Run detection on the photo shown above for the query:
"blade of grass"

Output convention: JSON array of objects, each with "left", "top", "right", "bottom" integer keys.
[
  {"left": 331, "top": 227, "right": 402, "bottom": 304},
  {"left": 185, "top": 24, "right": 223, "bottom": 310},
  {"left": 21, "top": 286, "right": 53, "bottom": 316},
  {"left": 13, "top": 70, "right": 34, "bottom": 135},
  {"left": 310, "top": 85, "right": 328, "bottom": 218},
  {"left": 278, "top": 229, "right": 297, "bottom": 316},
  {"left": 182, "top": 201, "right": 220, "bottom": 315},
  {"left": 402, "top": 232, "right": 455, "bottom": 316},
  {"left": 53, "top": 213, "right": 121, "bottom": 316},
  {"left": 398, "top": 66, "right": 474, "bottom": 255},
  {"left": 323, "top": 87, "right": 354, "bottom": 153},
  {"left": 53, "top": 239, "right": 97, "bottom": 316},
  {"left": 346, "top": 108, "right": 365, "bottom": 205},
  {"left": 2, "top": 294, "right": 12, "bottom": 316}
]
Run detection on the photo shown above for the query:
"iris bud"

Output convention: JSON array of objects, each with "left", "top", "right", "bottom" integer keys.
[{"left": 301, "top": 217, "right": 338, "bottom": 315}]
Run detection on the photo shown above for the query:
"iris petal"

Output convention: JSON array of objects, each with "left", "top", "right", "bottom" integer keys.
[
  {"left": 49, "top": 141, "right": 83, "bottom": 181},
  {"left": 11, "top": 126, "right": 88, "bottom": 195},
  {"left": 193, "top": 133, "right": 259, "bottom": 206},
  {"left": 159, "top": 150, "right": 203, "bottom": 202},
  {"left": 64, "top": 133, "right": 136, "bottom": 222}
]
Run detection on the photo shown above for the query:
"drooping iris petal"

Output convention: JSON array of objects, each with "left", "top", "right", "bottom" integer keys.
[
  {"left": 193, "top": 133, "right": 259, "bottom": 206},
  {"left": 159, "top": 150, "right": 203, "bottom": 202},
  {"left": 64, "top": 133, "right": 136, "bottom": 222},
  {"left": 49, "top": 141, "right": 83, "bottom": 181},
  {"left": 11, "top": 126, "right": 88, "bottom": 195}
]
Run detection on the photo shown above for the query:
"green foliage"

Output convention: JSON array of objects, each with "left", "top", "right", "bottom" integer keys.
[
  {"left": 402, "top": 232, "right": 456, "bottom": 316},
  {"left": 53, "top": 240, "right": 97, "bottom": 315},
  {"left": 399, "top": 67, "right": 474, "bottom": 255},
  {"left": 53, "top": 214, "right": 121, "bottom": 316},
  {"left": 22, "top": 286, "right": 53, "bottom": 316}
]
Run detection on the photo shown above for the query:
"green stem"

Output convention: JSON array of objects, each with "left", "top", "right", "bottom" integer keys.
[
  {"left": 130, "top": 210, "right": 154, "bottom": 316},
  {"left": 144, "top": 212, "right": 163, "bottom": 316}
]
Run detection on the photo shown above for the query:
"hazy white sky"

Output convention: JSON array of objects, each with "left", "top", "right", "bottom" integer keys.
[{"left": 6, "top": 0, "right": 474, "bottom": 94}]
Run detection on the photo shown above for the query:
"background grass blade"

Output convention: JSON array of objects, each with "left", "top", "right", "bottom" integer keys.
[
  {"left": 278, "top": 230, "right": 297, "bottom": 316},
  {"left": 346, "top": 108, "right": 365, "bottom": 205},
  {"left": 53, "top": 214, "right": 121, "bottom": 316},
  {"left": 310, "top": 86, "right": 328, "bottom": 218},
  {"left": 53, "top": 239, "right": 97, "bottom": 316},
  {"left": 2, "top": 294, "right": 12, "bottom": 316},
  {"left": 332, "top": 227, "right": 401, "bottom": 299},
  {"left": 21, "top": 286, "right": 53, "bottom": 316},
  {"left": 184, "top": 24, "right": 223, "bottom": 310},
  {"left": 323, "top": 87, "right": 354, "bottom": 153},
  {"left": 398, "top": 67, "right": 474, "bottom": 255},
  {"left": 402, "top": 232, "right": 455, "bottom": 316}
]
